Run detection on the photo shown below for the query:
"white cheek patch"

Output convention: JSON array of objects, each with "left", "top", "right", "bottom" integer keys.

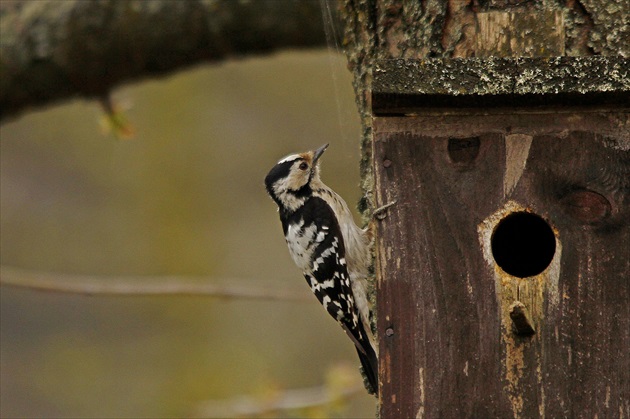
[{"left": 274, "top": 167, "right": 303, "bottom": 192}]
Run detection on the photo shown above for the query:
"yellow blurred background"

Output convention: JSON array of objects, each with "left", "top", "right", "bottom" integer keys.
[{"left": 0, "top": 51, "right": 375, "bottom": 417}]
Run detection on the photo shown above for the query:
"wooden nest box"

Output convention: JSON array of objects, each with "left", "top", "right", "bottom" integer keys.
[{"left": 371, "top": 57, "right": 629, "bottom": 418}]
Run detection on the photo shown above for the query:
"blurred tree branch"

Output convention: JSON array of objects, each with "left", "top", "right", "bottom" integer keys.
[
  {"left": 0, "top": 266, "right": 311, "bottom": 301},
  {"left": 0, "top": 0, "right": 338, "bottom": 122},
  {"left": 192, "top": 363, "right": 364, "bottom": 418}
]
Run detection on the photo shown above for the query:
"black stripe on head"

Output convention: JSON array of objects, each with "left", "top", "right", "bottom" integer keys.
[
  {"left": 265, "top": 156, "right": 308, "bottom": 204},
  {"left": 265, "top": 160, "right": 293, "bottom": 196}
]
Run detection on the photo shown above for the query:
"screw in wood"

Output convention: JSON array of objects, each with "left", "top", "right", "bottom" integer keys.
[
  {"left": 385, "top": 327, "right": 394, "bottom": 337},
  {"left": 373, "top": 200, "right": 397, "bottom": 220},
  {"left": 383, "top": 159, "right": 392, "bottom": 168}
]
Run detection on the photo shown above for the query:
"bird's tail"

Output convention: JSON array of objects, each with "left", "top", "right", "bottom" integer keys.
[
  {"left": 340, "top": 314, "right": 379, "bottom": 396},
  {"left": 356, "top": 340, "right": 379, "bottom": 396}
]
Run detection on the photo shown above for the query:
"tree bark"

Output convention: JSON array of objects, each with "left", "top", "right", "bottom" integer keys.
[
  {"left": 0, "top": 0, "right": 332, "bottom": 122},
  {"left": 341, "top": 0, "right": 628, "bottom": 207},
  {"left": 340, "top": 1, "right": 629, "bottom": 417}
]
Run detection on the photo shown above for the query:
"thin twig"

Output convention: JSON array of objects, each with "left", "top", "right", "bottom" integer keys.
[
  {"left": 192, "top": 382, "right": 364, "bottom": 418},
  {"left": 0, "top": 266, "right": 310, "bottom": 302}
]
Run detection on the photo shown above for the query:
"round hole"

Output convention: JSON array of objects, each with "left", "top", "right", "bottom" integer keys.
[{"left": 491, "top": 212, "right": 556, "bottom": 278}]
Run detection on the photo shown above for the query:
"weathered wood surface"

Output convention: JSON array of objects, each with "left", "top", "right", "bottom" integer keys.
[
  {"left": 371, "top": 57, "right": 630, "bottom": 112},
  {"left": 373, "top": 111, "right": 629, "bottom": 417},
  {"left": 341, "top": 0, "right": 630, "bottom": 214},
  {"left": 340, "top": 1, "right": 629, "bottom": 416}
]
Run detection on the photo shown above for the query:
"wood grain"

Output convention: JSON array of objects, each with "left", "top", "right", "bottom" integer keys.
[{"left": 373, "top": 110, "right": 629, "bottom": 417}]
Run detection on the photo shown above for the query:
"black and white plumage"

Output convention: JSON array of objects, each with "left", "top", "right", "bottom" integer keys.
[{"left": 264, "top": 144, "right": 378, "bottom": 395}]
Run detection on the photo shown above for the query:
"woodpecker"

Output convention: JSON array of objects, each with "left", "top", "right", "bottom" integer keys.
[{"left": 264, "top": 144, "right": 378, "bottom": 395}]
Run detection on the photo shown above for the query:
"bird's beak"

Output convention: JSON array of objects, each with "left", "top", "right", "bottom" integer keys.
[{"left": 312, "top": 143, "right": 329, "bottom": 164}]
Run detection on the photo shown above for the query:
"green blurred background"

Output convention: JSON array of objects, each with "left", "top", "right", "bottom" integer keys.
[{"left": 0, "top": 50, "right": 375, "bottom": 417}]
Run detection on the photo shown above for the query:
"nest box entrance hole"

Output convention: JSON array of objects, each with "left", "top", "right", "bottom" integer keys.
[{"left": 491, "top": 212, "right": 556, "bottom": 278}]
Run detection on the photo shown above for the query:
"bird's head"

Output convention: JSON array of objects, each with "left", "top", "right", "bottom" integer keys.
[{"left": 264, "top": 144, "right": 328, "bottom": 212}]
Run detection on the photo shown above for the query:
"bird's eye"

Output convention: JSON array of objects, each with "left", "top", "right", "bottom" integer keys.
[{"left": 299, "top": 162, "right": 309, "bottom": 170}]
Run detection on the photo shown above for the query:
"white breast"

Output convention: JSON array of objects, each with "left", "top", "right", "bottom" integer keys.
[{"left": 285, "top": 219, "right": 319, "bottom": 272}]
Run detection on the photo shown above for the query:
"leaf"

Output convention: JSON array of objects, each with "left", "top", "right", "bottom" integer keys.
[{"left": 99, "top": 96, "right": 135, "bottom": 140}]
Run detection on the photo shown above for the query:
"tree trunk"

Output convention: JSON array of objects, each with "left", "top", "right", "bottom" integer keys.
[{"left": 340, "top": 1, "right": 629, "bottom": 417}]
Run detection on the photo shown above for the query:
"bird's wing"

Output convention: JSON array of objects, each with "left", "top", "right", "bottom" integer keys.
[
  {"left": 294, "top": 197, "right": 379, "bottom": 394},
  {"left": 301, "top": 198, "right": 370, "bottom": 351}
]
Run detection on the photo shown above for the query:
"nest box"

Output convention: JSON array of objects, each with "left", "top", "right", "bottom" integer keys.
[{"left": 372, "top": 57, "right": 629, "bottom": 418}]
